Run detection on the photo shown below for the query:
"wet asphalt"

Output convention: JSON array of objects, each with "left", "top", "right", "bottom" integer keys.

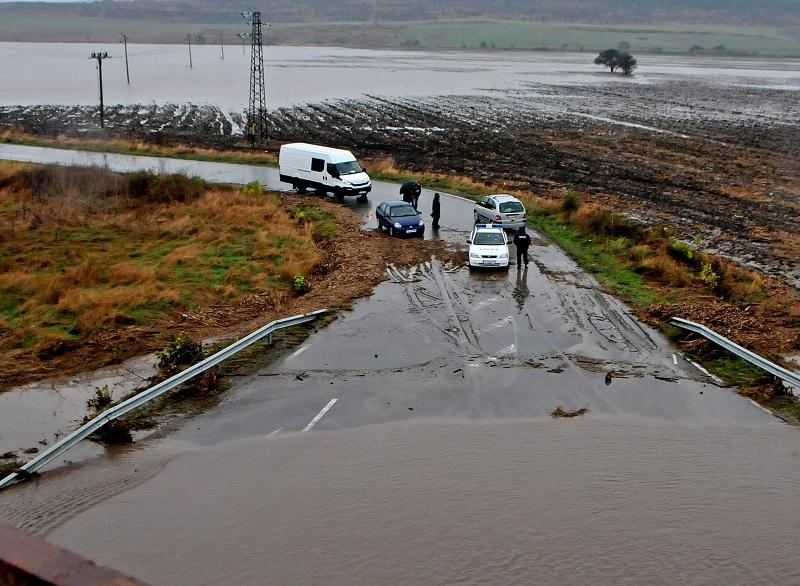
[{"left": 0, "top": 144, "right": 777, "bottom": 462}]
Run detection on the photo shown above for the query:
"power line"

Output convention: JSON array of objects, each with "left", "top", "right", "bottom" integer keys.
[{"left": 121, "top": 34, "right": 130, "bottom": 84}]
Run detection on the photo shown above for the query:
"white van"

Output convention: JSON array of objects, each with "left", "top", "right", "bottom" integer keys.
[{"left": 279, "top": 143, "right": 372, "bottom": 202}]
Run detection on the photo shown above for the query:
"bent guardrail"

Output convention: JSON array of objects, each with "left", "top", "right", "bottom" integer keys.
[
  {"left": 0, "top": 309, "right": 327, "bottom": 490},
  {"left": 669, "top": 317, "right": 800, "bottom": 394}
]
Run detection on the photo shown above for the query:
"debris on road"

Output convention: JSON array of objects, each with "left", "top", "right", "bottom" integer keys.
[{"left": 551, "top": 405, "right": 590, "bottom": 418}]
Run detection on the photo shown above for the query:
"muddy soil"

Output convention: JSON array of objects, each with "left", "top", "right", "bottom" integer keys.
[
  {"left": 4, "top": 80, "right": 796, "bottom": 289},
  {"left": 0, "top": 194, "right": 464, "bottom": 391}
]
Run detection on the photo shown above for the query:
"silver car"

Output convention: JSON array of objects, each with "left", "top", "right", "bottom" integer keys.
[{"left": 473, "top": 194, "right": 527, "bottom": 230}]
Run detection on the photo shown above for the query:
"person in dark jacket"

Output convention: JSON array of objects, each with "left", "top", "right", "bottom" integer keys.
[
  {"left": 400, "top": 180, "right": 421, "bottom": 207},
  {"left": 431, "top": 192, "right": 441, "bottom": 229},
  {"left": 513, "top": 226, "right": 531, "bottom": 268}
]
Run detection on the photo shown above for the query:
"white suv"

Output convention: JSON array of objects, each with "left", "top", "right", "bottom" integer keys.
[
  {"left": 473, "top": 194, "right": 526, "bottom": 230},
  {"left": 467, "top": 224, "right": 510, "bottom": 270}
]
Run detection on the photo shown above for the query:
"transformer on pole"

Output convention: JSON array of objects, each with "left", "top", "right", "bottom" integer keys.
[{"left": 240, "top": 11, "right": 268, "bottom": 147}]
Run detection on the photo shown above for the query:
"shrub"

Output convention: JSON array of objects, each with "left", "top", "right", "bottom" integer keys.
[
  {"left": 668, "top": 241, "right": 694, "bottom": 264},
  {"left": 242, "top": 180, "right": 264, "bottom": 195},
  {"left": 561, "top": 192, "right": 581, "bottom": 215},
  {"left": 86, "top": 385, "right": 112, "bottom": 411},
  {"left": 127, "top": 171, "right": 205, "bottom": 203},
  {"left": 292, "top": 273, "right": 310, "bottom": 294},
  {"left": 628, "top": 244, "right": 653, "bottom": 262},
  {"left": 699, "top": 261, "right": 720, "bottom": 289},
  {"left": 636, "top": 255, "right": 690, "bottom": 287},
  {"left": 155, "top": 333, "right": 203, "bottom": 373}
]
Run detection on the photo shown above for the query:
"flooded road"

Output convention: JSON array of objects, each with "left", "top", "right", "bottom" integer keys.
[{"left": 0, "top": 145, "right": 797, "bottom": 584}]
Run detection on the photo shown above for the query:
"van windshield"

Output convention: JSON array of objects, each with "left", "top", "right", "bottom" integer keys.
[
  {"left": 499, "top": 201, "right": 524, "bottom": 213},
  {"left": 389, "top": 204, "right": 418, "bottom": 217},
  {"left": 334, "top": 161, "right": 363, "bottom": 175}
]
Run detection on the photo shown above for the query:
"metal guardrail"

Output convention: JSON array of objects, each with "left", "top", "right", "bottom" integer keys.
[
  {"left": 669, "top": 317, "right": 800, "bottom": 394},
  {"left": 0, "top": 309, "right": 327, "bottom": 490}
]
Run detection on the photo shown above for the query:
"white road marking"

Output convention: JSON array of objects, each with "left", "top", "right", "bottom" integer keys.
[
  {"left": 302, "top": 398, "right": 338, "bottom": 432},
  {"left": 682, "top": 353, "right": 724, "bottom": 384},
  {"left": 267, "top": 427, "right": 282, "bottom": 438},
  {"left": 286, "top": 345, "right": 309, "bottom": 361},
  {"left": 672, "top": 353, "right": 678, "bottom": 365},
  {"left": 747, "top": 399, "right": 775, "bottom": 416}
]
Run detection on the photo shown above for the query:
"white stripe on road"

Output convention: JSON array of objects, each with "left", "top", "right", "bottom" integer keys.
[
  {"left": 302, "top": 398, "right": 338, "bottom": 432},
  {"left": 285, "top": 345, "right": 309, "bottom": 361},
  {"left": 267, "top": 427, "right": 282, "bottom": 438},
  {"left": 672, "top": 353, "right": 678, "bottom": 365}
]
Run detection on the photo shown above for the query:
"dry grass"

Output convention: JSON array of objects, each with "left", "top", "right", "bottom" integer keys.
[
  {"left": 0, "top": 129, "right": 277, "bottom": 165},
  {"left": 366, "top": 156, "right": 490, "bottom": 196},
  {"left": 0, "top": 162, "right": 326, "bottom": 354}
]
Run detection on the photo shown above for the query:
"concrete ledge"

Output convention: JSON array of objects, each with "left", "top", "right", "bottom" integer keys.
[{"left": 0, "top": 523, "right": 146, "bottom": 586}]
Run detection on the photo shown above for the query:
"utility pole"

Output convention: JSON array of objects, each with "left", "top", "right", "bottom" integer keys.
[
  {"left": 240, "top": 12, "right": 269, "bottom": 146},
  {"left": 220, "top": 33, "right": 225, "bottom": 60},
  {"left": 121, "top": 34, "right": 130, "bottom": 84},
  {"left": 90, "top": 51, "right": 110, "bottom": 128},
  {"left": 187, "top": 33, "right": 193, "bottom": 68}
]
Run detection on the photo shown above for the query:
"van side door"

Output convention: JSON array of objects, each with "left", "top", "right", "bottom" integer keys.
[{"left": 311, "top": 157, "right": 326, "bottom": 181}]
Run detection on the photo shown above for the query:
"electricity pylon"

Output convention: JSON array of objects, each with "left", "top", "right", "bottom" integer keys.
[{"left": 240, "top": 11, "right": 269, "bottom": 146}]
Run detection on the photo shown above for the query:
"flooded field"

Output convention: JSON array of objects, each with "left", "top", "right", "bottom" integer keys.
[{"left": 1, "top": 43, "right": 798, "bottom": 109}]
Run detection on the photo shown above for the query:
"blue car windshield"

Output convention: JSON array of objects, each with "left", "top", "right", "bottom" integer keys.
[
  {"left": 335, "top": 161, "right": 362, "bottom": 175},
  {"left": 390, "top": 205, "right": 418, "bottom": 218},
  {"left": 473, "top": 232, "right": 505, "bottom": 245}
]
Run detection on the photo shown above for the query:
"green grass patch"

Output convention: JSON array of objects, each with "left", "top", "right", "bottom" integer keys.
[
  {"left": 394, "top": 19, "right": 800, "bottom": 56},
  {"left": 763, "top": 394, "right": 800, "bottom": 422},
  {"left": 528, "top": 210, "right": 659, "bottom": 307},
  {"left": 288, "top": 205, "right": 338, "bottom": 239},
  {"left": 703, "top": 354, "right": 767, "bottom": 388}
]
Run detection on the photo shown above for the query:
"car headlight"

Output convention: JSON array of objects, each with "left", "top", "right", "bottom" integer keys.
[
  {"left": 470, "top": 253, "right": 480, "bottom": 258},
  {"left": 499, "top": 253, "right": 508, "bottom": 258},
  {"left": 418, "top": 220, "right": 424, "bottom": 226},
  {"left": 394, "top": 222, "right": 402, "bottom": 229}
]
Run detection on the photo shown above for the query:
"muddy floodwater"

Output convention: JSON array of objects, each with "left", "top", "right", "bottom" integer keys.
[
  {"left": 5, "top": 419, "right": 799, "bottom": 585},
  {"left": 0, "top": 43, "right": 798, "bottom": 109}
]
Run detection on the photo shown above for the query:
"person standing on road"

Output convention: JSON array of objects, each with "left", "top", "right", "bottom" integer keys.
[
  {"left": 513, "top": 226, "right": 531, "bottom": 268},
  {"left": 400, "top": 179, "right": 419, "bottom": 206},
  {"left": 431, "top": 192, "right": 441, "bottom": 229},
  {"left": 411, "top": 180, "right": 422, "bottom": 210}
]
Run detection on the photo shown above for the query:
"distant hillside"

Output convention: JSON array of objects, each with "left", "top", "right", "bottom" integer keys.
[
  {"left": 1, "top": 0, "right": 799, "bottom": 55},
  {"left": 2, "top": 0, "right": 800, "bottom": 26}
]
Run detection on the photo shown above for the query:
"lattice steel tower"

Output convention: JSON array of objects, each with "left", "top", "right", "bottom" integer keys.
[{"left": 242, "top": 11, "right": 268, "bottom": 146}]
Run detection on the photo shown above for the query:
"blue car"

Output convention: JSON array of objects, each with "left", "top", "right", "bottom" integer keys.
[{"left": 376, "top": 200, "right": 425, "bottom": 237}]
